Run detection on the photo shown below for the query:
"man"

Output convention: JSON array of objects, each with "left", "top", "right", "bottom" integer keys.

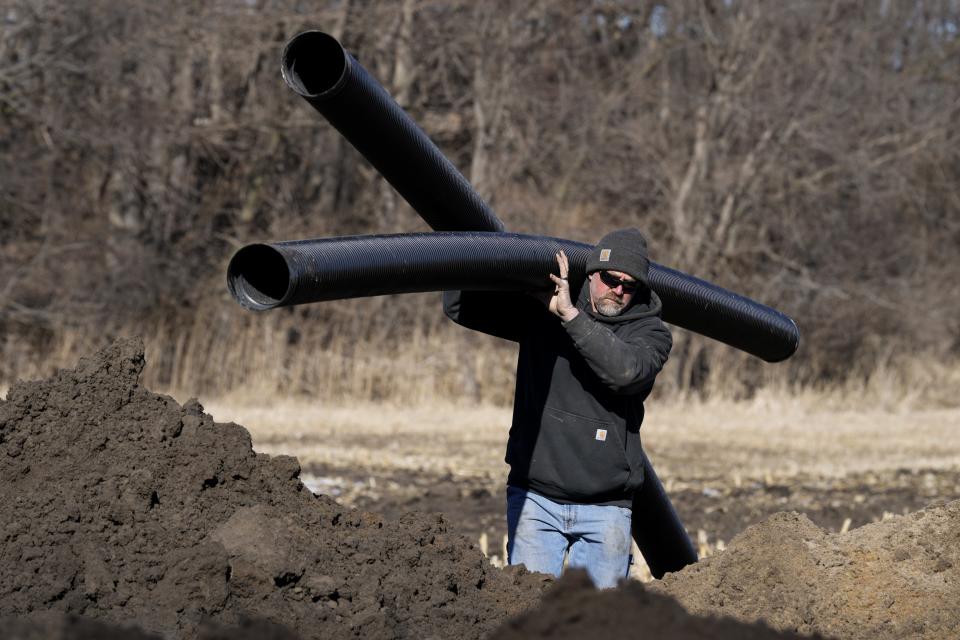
[{"left": 443, "top": 228, "right": 672, "bottom": 588}]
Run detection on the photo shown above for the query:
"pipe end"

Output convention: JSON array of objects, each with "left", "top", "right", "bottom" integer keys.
[
  {"left": 767, "top": 317, "right": 802, "bottom": 363},
  {"left": 227, "top": 244, "right": 292, "bottom": 311},
  {"left": 281, "top": 31, "right": 349, "bottom": 99}
]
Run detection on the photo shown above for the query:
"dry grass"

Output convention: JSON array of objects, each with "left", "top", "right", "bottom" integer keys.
[
  {"left": 201, "top": 395, "right": 960, "bottom": 485},
  {"left": 6, "top": 313, "right": 960, "bottom": 411},
  {"left": 200, "top": 400, "right": 513, "bottom": 479},
  {"left": 642, "top": 396, "right": 960, "bottom": 487}
]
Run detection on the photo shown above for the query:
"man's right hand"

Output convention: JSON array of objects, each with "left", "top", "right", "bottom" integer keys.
[{"left": 548, "top": 251, "right": 579, "bottom": 322}]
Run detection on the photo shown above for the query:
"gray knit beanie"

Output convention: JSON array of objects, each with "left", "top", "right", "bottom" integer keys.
[{"left": 585, "top": 228, "right": 650, "bottom": 287}]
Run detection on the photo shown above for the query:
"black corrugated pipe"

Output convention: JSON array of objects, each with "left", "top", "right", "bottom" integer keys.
[
  {"left": 229, "top": 231, "right": 700, "bottom": 577},
  {"left": 281, "top": 31, "right": 505, "bottom": 234},
  {"left": 228, "top": 232, "right": 800, "bottom": 363}
]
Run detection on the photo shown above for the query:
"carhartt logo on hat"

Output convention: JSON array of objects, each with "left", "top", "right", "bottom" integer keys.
[{"left": 599, "top": 249, "right": 611, "bottom": 262}]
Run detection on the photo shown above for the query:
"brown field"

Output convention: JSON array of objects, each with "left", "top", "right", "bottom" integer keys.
[{"left": 202, "top": 395, "right": 960, "bottom": 578}]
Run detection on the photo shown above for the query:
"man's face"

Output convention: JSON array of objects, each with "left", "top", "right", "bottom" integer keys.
[{"left": 588, "top": 270, "right": 638, "bottom": 317}]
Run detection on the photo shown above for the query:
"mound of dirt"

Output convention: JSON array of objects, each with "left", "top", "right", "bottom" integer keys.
[
  {"left": 655, "top": 503, "right": 960, "bottom": 639},
  {"left": 0, "top": 338, "right": 548, "bottom": 638},
  {"left": 488, "top": 569, "right": 824, "bottom": 640},
  {"left": 487, "top": 500, "right": 960, "bottom": 640}
]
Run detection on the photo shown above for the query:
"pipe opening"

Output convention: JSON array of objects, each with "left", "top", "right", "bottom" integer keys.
[
  {"left": 227, "top": 244, "right": 291, "bottom": 310},
  {"left": 282, "top": 31, "right": 347, "bottom": 98}
]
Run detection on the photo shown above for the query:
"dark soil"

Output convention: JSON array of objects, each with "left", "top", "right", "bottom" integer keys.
[
  {"left": 0, "top": 338, "right": 547, "bottom": 639},
  {"left": 0, "top": 614, "right": 299, "bottom": 639},
  {"left": 303, "top": 462, "right": 960, "bottom": 555},
  {"left": 303, "top": 466, "right": 507, "bottom": 554},
  {"left": 673, "top": 470, "right": 960, "bottom": 543},
  {"left": 488, "top": 569, "right": 824, "bottom": 640}
]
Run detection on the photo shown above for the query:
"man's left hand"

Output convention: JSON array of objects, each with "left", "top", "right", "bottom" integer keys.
[{"left": 548, "top": 251, "right": 579, "bottom": 322}]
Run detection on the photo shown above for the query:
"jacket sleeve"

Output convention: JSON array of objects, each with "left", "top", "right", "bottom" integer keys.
[
  {"left": 561, "top": 313, "right": 672, "bottom": 394},
  {"left": 442, "top": 290, "right": 541, "bottom": 343}
]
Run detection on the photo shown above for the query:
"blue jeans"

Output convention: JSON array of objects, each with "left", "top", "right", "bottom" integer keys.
[{"left": 506, "top": 485, "right": 632, "bottom": 589}]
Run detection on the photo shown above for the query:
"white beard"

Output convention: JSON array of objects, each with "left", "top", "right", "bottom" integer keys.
[{"left": 595, "top": 298, "right": 627, "bottom": 317}]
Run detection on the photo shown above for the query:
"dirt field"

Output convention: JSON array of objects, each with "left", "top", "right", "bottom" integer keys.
[
  {"left": 204, "top": 398, "right": 960, "bottom": 572},
  {"left": 2, "top": 340, "right": 958, "bottom": 638}
]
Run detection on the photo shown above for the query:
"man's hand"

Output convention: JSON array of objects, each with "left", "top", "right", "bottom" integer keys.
[{"left": 548, "top": 251, "right": 579, "bottom": 322}]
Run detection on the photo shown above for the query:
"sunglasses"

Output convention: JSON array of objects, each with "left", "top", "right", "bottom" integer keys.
[{"left": 597, "top": 271, "right": 640, "bottom": 293}]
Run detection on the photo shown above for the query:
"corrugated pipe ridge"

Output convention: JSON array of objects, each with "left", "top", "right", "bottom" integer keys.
[
  {"left": 228, "top": 232, "right": 799, "bottom": 363},
  {"left": 281, "top": 31, "right": 505, "bottom": 234}
]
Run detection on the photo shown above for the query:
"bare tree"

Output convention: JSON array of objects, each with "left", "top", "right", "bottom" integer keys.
[{"left": 2, "top": 0, "right": 958, "bottom": 398}]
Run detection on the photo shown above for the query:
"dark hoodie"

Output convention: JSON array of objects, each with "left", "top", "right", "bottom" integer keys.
[{"left": 443, "top": 281, "right": 672, "bottom": 507}]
